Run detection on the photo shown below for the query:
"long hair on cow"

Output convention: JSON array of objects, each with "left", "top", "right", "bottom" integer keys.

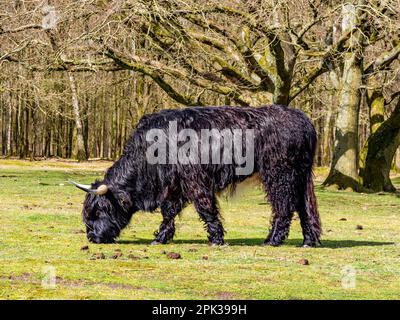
[{"left": 71, "top": 105, "right": 321, "bottom": 247}]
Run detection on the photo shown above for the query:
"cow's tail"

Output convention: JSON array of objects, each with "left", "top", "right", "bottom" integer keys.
[
  {"left": 304, "top": 171, "right": 321, "bottom": 243},
  {"left": 303, "top": 120, "right": 321, "bottom": 244}
]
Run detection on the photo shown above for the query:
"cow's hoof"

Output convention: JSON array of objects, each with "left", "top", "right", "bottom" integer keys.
[
  {"left": 302, "top": 243, "right": 319, "bottom": 248},
  {"left": 150, "top": 240, "right": 163, "bottom": 245},
  {"left": 208, "top": 240, "right": 224, "bottom": 246},
  {"left": 302, "top": 240, "right": 319, "bottom": 248},
  {"left": 262, "top": 241, "right": 282, "bottom": 247}
]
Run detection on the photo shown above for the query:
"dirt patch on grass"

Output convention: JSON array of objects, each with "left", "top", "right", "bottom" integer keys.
[
  {"left": 0, "top": 158, "right": 112, "bottom": 172},
  {"left": 1, "top": 273, "right": 168, "bottom": 293},
  {"left": 4, "top": 272, "right": 31, "bottom": 281},
  {"left": 215, "top": 291, "right": 237, "bottom": 300},
  {"left": 2, "top": 273, "right": 140, "bottom": 291},
  {"left": 106, "top": 283, "right": 136, "bottom": 290}
]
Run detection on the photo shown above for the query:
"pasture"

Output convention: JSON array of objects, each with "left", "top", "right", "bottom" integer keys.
[{"left": 0, "top": 159, "right": 399, "bottom": 299}]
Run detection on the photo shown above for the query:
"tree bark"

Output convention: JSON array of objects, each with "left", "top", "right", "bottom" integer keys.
[
  {"left": 68, "top": 72, "right": 87, "bottom": 161},
  {"left": 359, "top": 99, "right": 400, "bottom": 192},
  {"left": 394, "top": 148, "right": 400, "bottom": 173},
  {"left": 6, "top": 99, "right": 12, "bottom": 156},
  {"left": 323, "top": 3, "right": 364, "bottom": 191}
]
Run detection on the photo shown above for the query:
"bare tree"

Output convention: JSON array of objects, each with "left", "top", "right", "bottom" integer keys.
[
  {"left": 1, "top": 0, "right": 400, "bottom": 195},
  {"left": 324, "top": 0, "right": 400, "bottom": 190},
  {"left": 323, "top": 2, "right": 365, "bottom": 191}
]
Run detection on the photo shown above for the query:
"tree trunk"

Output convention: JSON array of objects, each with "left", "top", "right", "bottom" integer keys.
[
  {"left": 6, "top": 101, "right": 12, "bottom": 156},
  {"left": 83, "top": 94, "right": 89, "bottom": 158},
  {"left": 323, "top": 3, "right": 363, "bottom": 191},
  {"left": 323, "top": 72, "right": 339, "bottom": 166},
  {"left": 68, "top": 73, "right": 87, "bottom": 161},
  {"left": 394, "top": 148, "right": 400, "bottom": 172},
  {"left": 359, "top": 100, "right": 400, "bottom": 192},
  {"left": 369, "top": 92, "right": 385, "bottom": 133},
  {"left": 102, "top": 90, "right": 110, "bottom": 159}
]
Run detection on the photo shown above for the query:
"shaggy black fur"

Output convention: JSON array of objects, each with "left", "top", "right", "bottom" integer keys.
[{"left": 81, "top": 105, "right": 321, "bottom": 246}]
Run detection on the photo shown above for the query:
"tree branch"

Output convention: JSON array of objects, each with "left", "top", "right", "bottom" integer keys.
[
  {"left": 0, "top": 24, "right": 42, "bottom": 35},
  {"left": 289, "top": 27, "right": 356, "bottom": 102},
  {"left": 104, "top": 47, "right": 200, "bottom": 106},
  {"left": 104, "top": 46, "right": 250, "bottom": 106},
  {"left": 183, "top": 15, "right": 275, "bottom": 92},
  {"left": 364, "top": 41, "right": 400, "bottom": 77}
]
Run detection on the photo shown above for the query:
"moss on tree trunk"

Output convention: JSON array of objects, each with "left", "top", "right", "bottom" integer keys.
[
  {"left": 323, "top": 3, "right": 364, "bottom": 191},
  {"left": 323, "top": 51, "right": 363, "bottom": 191},
  {"left": 359, "top": 100, "right": 400, "bottom": 192}
]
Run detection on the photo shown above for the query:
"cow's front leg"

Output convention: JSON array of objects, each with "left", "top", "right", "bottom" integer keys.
[{"left": 152, "top": 199, "right": 185, "bottom": 245}]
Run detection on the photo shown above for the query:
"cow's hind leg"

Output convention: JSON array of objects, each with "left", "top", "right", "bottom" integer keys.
[
  {"left": 298, "top": 207, "right": 320, "bottom": 247},
  {"left": 193, "top": 194, "right": 225, "bottom": 245},
  {"left": 152, "top": 198, "right": 186, "bottom": 245},
  {"left": 297, "top": 174, "right": 321, "bottom": 247},
  {"left": 262, "top": 169, "right": 296, "bottom": 246}
]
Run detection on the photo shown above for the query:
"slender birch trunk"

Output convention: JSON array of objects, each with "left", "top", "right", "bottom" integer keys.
[{"left": 68, "top": 72, "right": 87, "bottom": 162}]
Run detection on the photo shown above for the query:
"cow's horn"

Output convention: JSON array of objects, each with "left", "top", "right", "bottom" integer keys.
[{"left": 69, "top": 180, "right": 108, "bottom": 195}]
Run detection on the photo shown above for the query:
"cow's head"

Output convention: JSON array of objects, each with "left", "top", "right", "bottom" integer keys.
[{"left": 70, "top": 180, "right": 134, "bottom": 244}]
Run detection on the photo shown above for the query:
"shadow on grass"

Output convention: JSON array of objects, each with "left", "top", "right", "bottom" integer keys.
[{"left": 118, "top": 238, "right": 395, "bottom": 248}]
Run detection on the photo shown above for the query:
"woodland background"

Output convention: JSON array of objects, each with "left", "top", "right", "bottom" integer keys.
[{"left": 0, "top": 0, "right": 399, "bottom": 192}]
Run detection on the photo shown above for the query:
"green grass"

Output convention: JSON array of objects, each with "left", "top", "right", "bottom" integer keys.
[{"left": 1, "top": 160, "right": 400, "bottom": 299}]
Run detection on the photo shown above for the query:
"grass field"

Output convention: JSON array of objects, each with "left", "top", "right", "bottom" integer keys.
[{"left": 1, "top": 159, "right": 400, "bottom": 299}]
